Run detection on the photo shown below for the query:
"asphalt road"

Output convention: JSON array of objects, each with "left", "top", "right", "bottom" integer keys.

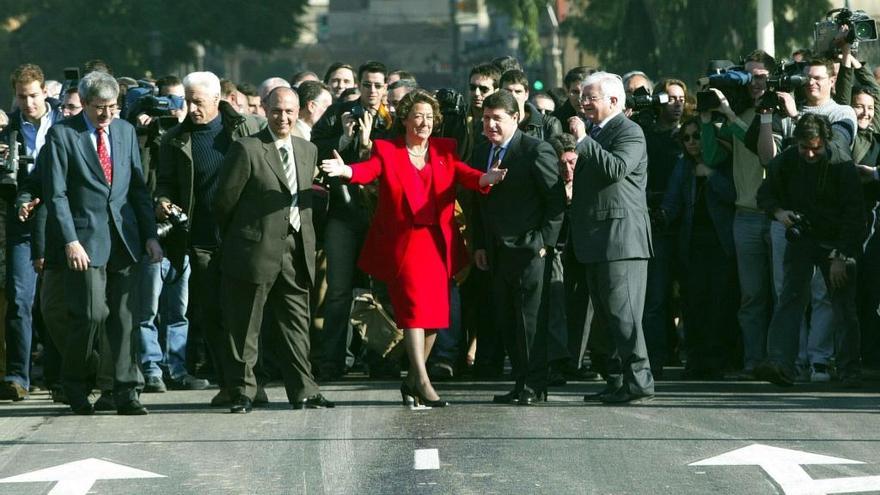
[{"left": 0, "top": 377, "right": 878, "bottom": 494}]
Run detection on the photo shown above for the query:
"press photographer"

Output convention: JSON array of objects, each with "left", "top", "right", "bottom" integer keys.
[{"left": 755, "top": 113, "right": 864, "bottom": 387}]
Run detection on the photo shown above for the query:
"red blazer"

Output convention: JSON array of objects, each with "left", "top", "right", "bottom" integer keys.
[{"left": 350, "top": 136, "right": 487, "bottom": 282}]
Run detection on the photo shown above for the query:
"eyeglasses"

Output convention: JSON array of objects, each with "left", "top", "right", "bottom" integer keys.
[
  {"left": 90, "top": 103, "right": 118, "bottom": 113},
  {"left": 580, "top": 95, "right": 609, "bottom": 103},
  {"left": 681, "top": 132, "right": 700, "bottom": 142},
  {"left": 469, "top": 84, "right": 493, "bottom": 94}
]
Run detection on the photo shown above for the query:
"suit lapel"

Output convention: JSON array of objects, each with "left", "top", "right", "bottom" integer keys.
[
  {"left": 109, "top": 120, "right": 125, "bottom": 195},
  {"left": 388, "top": 138, "right": 428, "bottom": 217},
  {"left": 75, "top": 115, "right": 110, "bottom": 189},
  {"left": 259, "top": 129, "right": 290, "bottom": 191}
]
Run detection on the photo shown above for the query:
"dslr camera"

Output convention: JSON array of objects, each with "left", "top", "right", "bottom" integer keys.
[
  {"left": 156, "top": 208, "right": 189, "bottom": 240},
  {"left": 785, "top": 212, "right": 812, "bottom": 243}
]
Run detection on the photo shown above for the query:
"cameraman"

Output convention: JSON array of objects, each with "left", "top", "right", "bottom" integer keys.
[
  {"left": 641, "top": 78, "right": 687, "bottom": 378},
  {"left": 756, "top": 114, "right": 864, "bottom": 386},
  {"left": 701, "top": 50, "right": 779, "bottom": 378}
]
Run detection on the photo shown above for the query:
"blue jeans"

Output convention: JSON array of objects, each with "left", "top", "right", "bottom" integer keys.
[
  {"left": 732, "top": 210, "right": 773, "bottom": 371},
  {"left": 137, "top": 256, "right": 190, "bottom": 379},
  {"left": 770, "top": 221, "right": 833, "bottom": 368},
  {"left": 3, "top": 218, "right": 38, "bottom": 389}
]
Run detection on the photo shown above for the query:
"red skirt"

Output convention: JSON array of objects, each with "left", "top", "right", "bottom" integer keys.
[{"left": 387, "top": 225, "right": 450, "bottom": 329}]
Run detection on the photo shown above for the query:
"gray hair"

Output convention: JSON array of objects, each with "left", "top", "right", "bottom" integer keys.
[
  {"left": 582, "top": 71, "right": 626, "bottom": 111},
  {"left": 78, "top": 71, "right": 119, "bottom": 103},
  {"left": 183, "top": 71, "right": 221, "bottom": 97},
  {"left": 259, "top": 77, "right": 291, "bottom": 102},
  {"left": 622, "top": 70, "right": 653, "bottom": 91}
]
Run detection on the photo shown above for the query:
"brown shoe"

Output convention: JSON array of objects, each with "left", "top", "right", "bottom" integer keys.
[{"left": 0, "top": 381, "right": 28, "bottom": 401}]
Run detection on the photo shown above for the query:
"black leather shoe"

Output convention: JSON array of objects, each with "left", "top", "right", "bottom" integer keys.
[
  {"left": 293, "top": 394, "right": 335, "bottom": 410},
  {"left": 599, "top": 389, "right": 654, "bottom": 405},
  {"left": 70, "top": 402, "right": 95, "bottom": 415},
  {"left": 517, "top": 389, "right": 538, "bottom": 406},
  {"left": 584, "top": 385, "right": 622, "bottom": 402},
  {"left": 230, "top": 396, "right": 253, "bottom": 414},
  {"left": 492, "top": 389, "right": 521, "bottom": 404},
  {"left": 94, "top": 390, "right": 116, "bottom": 411},
  {"left": 754, "top": 362, "right": 794, "bottom": 387},
  {"left": 117, "top": 400, "right": 149, "bottom": 415}
]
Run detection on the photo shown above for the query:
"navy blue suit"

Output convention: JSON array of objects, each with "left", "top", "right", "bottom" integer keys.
[{"left": 42, "top": 113, "right": 157, "bottom": 410}]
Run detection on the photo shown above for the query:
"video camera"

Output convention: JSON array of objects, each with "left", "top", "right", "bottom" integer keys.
[
  {"left": 814, "top": 8, "right": 878, "bottom": 57},
  {"left": 695, "top": 62, "right": 751, "bottom": 114},
  {"left": 755, "top": 61, "right": 808, "bottom": 112},
  {"left": 0, "top": 131, "right": 34, "bottom": 187},
  {"left": 123, "top": 80, "right": 185, "bottom": 122},
  {"left": 626, "top": 86, "right": 669, "bottom": 127},
  {"left": 435, "top": 88, "right": 467, "bottom": 139}
]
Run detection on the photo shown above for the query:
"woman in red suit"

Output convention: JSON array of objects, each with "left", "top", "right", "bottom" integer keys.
[{"left": 321, "top": 90, "right": 506, "bottom": 407}]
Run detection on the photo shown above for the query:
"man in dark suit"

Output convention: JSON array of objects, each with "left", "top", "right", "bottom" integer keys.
[
  {"left": 43, "top": 71, "right": 162, "bottom": 415},
  {"left": 569, "top": 71, "right": 655, "bottom": 404},
  {"left": 471, "top": 90, "right": 564, "bottom": 405},
  {"left": 214, "top": 87, "right": 333, "bottom": 413}
]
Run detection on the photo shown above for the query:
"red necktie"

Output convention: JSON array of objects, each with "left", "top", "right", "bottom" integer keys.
[{"left": 96, "top": 128, "right": 112, "bottom": 184}]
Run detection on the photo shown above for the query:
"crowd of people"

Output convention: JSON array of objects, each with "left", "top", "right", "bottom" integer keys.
[{"left": 0, "top": 41, "right": 878, "bottom": 414}]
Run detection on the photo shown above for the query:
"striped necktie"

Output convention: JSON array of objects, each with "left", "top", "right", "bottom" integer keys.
[{"left": 279, "top": 145, "right": 301, "bottom": 232}]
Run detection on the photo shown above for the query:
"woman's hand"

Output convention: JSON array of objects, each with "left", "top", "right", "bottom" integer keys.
[
  {"left": 480, "top": 163, "right": 508, "bottom": 187},
  {"left": 320, "top": 149, "right": 353, "bottom": 179}
]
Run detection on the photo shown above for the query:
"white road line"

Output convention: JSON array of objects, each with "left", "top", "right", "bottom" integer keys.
[{"left": 414, "top": 449, "right": 440, "bottom": 470}]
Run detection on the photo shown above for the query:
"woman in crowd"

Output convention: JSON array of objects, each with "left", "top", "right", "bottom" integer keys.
[
  {"left": 321, "top": 90, "right": 506, "bottom": 407},
  {"left": 661, "top": 116, "right": 737, "bottom": 379}
]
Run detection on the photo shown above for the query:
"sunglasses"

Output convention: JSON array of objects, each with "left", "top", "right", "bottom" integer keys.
[
  {"left": 469, "top": 84, "right": 493, "bottom": 94},
  {"left": 681, "top": 132, "right": 700, "bottom": 142}
]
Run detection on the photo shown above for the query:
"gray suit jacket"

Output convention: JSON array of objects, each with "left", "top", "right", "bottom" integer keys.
[
  {"left": 570, "top": 112, "right": 653, "bottom": 263},
  {"left": 43, "top": 114, "right": 157, "bottom": 268},
  {"left": 214, "top": 127, "right": 317, "bottom": 285}
]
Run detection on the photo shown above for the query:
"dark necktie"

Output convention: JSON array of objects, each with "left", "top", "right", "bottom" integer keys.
[
  {"left": 489, "top": 145, "right": 503, "bottom": 171},
  {"left": 96, "top": 128, "right": 112, "bottom": 184},
  {"left": 589, "top": 125, "right": 602, "bottom": 139}
]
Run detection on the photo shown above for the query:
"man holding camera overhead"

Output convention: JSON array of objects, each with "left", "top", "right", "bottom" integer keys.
[{"left": 756, "top": 114, "right": 864, "bottom": 387}]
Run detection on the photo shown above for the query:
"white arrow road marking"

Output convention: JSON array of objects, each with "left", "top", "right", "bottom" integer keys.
[
  {"left": 691, "top": 444, "right": 880, "bottom": 495},
  {"left": 414, "top": 449, "right": 440, "bottom": 470},
  {"left": 0, "top": 458, "right": 165, "bottom": 495}
]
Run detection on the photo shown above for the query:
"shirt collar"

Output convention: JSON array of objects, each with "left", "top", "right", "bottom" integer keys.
[
  {"left": 268, "top": 127, "right": 292, "bottom": 150},
  {"left": 595, "top": 111, "right": 620, "bottom": 130},
  {"left": 20, "top": 103, "right": 54, "bottom": 128}
]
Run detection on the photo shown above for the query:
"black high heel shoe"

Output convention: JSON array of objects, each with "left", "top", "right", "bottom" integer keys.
[
  {"left": 400, "top": 382, "right": 416, "bottom": 406},
  {"left": 414, "top": 388, "right": 448, "bottom": 408}
]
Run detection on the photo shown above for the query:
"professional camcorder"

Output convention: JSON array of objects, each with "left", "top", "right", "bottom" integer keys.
[
  {"left": 435, "top": 88, "right": 467, "bottom": 138},
  {"left": 814, "top": 8, "right": 878, "bottom": 57},
  {"left": 123, "top": 80, "right": 185, "bottom": 121},
  {"left": 756, "top": 61, "right": 808, "bottom": 112},
  {"left": 0, "top": 131, "right": 34, "bottom": 187},
  {"left": 696, "top": 63, "right": 751, "bottom": 114}
]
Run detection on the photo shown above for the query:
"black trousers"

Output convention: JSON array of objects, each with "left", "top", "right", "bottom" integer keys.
[
  {"left": 221, "top": 232, "right": 318, "bottom": 403},
  {"left": 61, "top": 258, "right": 143, "bottom": 408},
  {"left": 189, "top": 246, "right": 225, "bottom": 385},
  {"left": 491, "top": 248, "right": 547, "bottom": 391}
]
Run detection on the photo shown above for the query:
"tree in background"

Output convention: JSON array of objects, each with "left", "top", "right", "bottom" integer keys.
[
  {"left": 563, "top": 0, "right": 832, "bottom": 85},
  {"left": 0, "top": 0, "right": 306, "bottom": 101}
]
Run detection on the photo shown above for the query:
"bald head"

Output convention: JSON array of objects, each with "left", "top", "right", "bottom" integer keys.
[{"left": 265, "top": 86, "right": 300, "bottom": 139}]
